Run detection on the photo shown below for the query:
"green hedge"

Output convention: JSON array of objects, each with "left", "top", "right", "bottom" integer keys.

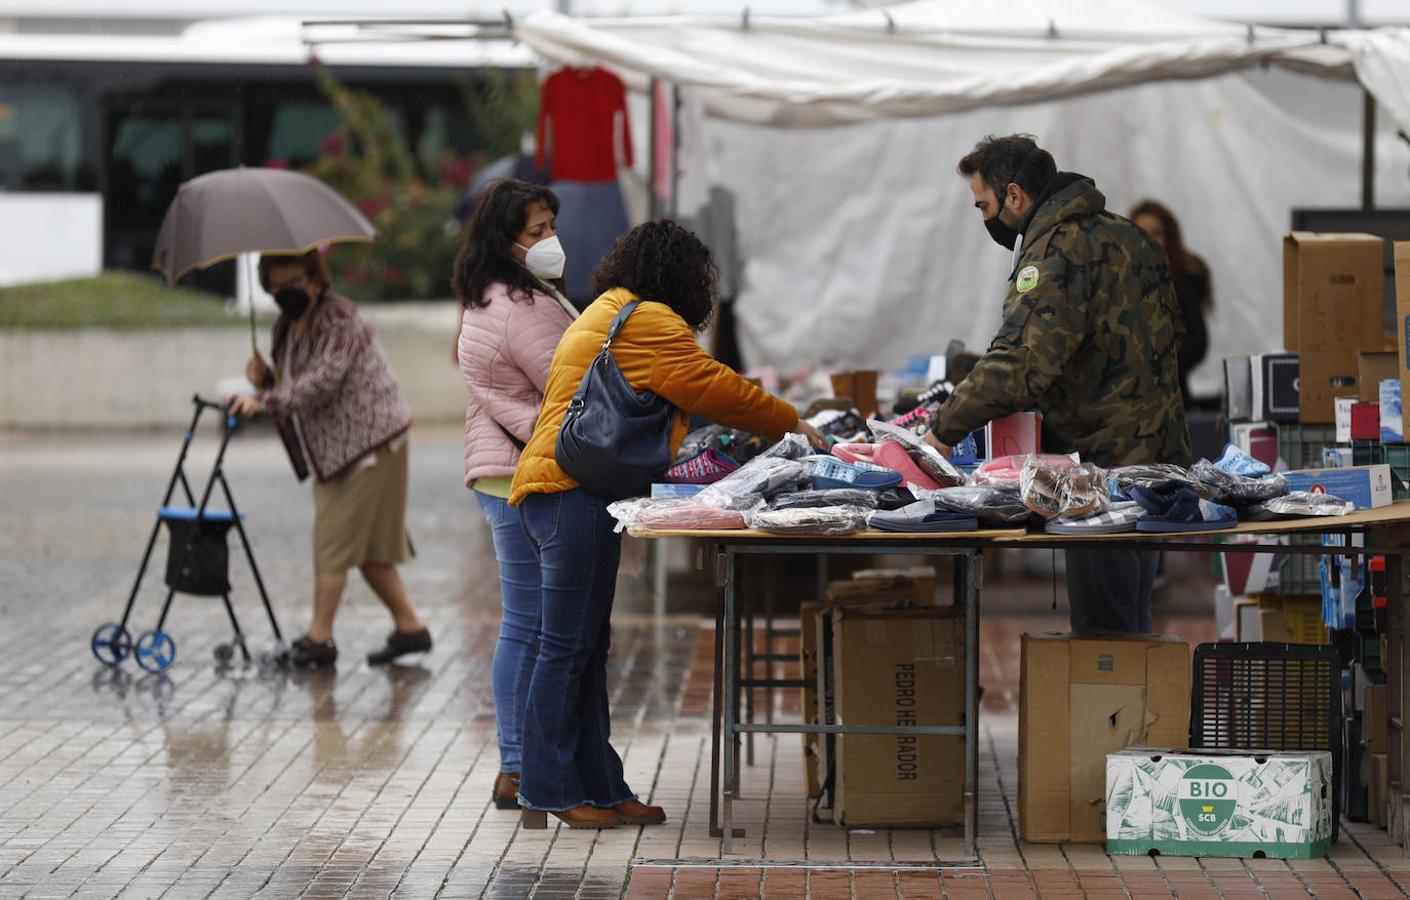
[{"left": 0, "top": 271, "right": 251, "bottom": 330}]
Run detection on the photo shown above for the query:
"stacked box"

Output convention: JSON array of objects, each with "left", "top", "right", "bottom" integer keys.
[{"left": 1106, "top": 749, "right": 1333, "bottom": 859}]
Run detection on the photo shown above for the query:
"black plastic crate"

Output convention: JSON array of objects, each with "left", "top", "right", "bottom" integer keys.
[
  {"left": 1190, "top": 641, "right": 1342, "bottom": 842},
  {"left": 1277, "top": 546, "right": 1323, "bottom": 597},
  {"left": 1353, "top": 440, "right": 1386, "bottom": 467},
  {"left": 1277, "top": 424, "right": 1338, "bottom": 471}
]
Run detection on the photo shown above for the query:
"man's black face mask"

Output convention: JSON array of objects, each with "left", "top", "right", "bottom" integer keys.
[{"left": 984, "top": 185, "right": 1019, "bottom": 250}]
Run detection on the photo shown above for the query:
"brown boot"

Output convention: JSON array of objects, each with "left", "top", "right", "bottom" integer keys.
[
  {"left": 614, "top": 799, "right": 667, "bottom": 825},
  {"left": 492, "top": 773, "right": 520, "bottom": 810},
  {"left": 520, "top": 805, "right": 620, "bottom": 830}
]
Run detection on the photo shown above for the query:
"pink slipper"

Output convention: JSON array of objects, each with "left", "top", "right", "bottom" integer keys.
[
  {"left": 831, "top": 443, "right": 878, "bottom": 466},
  {"left": 873, "top": 440, "right": 942, "bottom": 491}
]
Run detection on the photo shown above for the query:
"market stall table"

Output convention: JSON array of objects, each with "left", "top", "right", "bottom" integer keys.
[{"left": 631, "top": 501, "right": 1410, "bottom": 861}]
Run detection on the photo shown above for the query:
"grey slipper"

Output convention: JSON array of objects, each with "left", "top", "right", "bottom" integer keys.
[{"left": 1045, "top": 502, "right": 1145, "bottom": 535}]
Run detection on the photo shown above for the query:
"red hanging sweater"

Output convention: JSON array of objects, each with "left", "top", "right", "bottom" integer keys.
[{"left": 535, "top": 66, "right": 633, "bottom": 182}]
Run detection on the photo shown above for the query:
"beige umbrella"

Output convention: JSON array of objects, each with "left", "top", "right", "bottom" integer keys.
[{"left": 152, "top": 167, "right": 375, "bottom": 350}]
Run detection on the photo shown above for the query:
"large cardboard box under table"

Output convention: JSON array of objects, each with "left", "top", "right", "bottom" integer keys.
[
  {"left": 1106, "top": 749, "right": 1333, "bottom": 859},
  {"left": 827, "top": 567, "right": 938, "bottom": 608},
  {"left": 1283, "top": 233, "right": 1386, "bottom": 423},
  {"left": 801, "top": 602, "right": 823, "bottom": 798},
  {"left": 1020, "top": 633, "right": 1190, "bottom": 844},
  {"left": 832, "top": 605, "right": 964, "bottom": 828}
]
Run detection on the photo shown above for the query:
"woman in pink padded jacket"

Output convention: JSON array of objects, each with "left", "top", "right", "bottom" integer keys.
[{"left": 453, "top": 180, "right": 578, "bottom": 811}]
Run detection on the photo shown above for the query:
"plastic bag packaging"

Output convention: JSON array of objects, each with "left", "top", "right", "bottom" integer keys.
[
  {"left": 768, "top": 489, "right": 881, "bottom": 511},
  {"left": 607, "top": 498, "right": 747, "bottom": 532},
  {"left": 932, "top": 484, "right": 1032, "bottom": 523},
  {"left": 695, "top": 435, "right": 816, "bottom": 509},
  {"left": 1060, "top": 462, "right": 1110, "bottom": 517},
  {"left": 1213, "top": 443, "right": 1271, "bottom": 477},
  {"left": 1110, "top": 463, "right": 1203, "bottom": 500},
  {"left": 1019, "top": 460, "right": 1110, "bottom": 519},
  {"left": 1243, "top": 491, "right": 1355, "bottom": 521},
  {"left": 866, "top": 419, "right": 967, "bottom": 486},
  {"left": 743, "top": 504, "right": 870, "bottom": 535},
  {"left": 1191, "top": 459, "right": 1288, "bottom": 506},
  {"left": 975, "top": 454, "right": 1076, "bottom": 485}
]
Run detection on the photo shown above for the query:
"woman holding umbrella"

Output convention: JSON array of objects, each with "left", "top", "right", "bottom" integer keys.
[{"left": 229, "top": 249, "right": 431, "bottom": 668}]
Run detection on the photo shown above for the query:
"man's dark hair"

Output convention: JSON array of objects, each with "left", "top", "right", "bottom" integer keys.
[
  {"left": 957, "top": 134, "right": 1057, "bottom": 205},
  {"left": 591, "top": 220, "right": 718, "bottom": 331}
]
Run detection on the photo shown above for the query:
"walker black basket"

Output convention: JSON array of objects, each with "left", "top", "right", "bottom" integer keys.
[
  {"left": 162, "top": 513, "right": 235, "bottom": 596},
  {"left": 1189, "top": 641, "right": 1342, "bottom": 842}
]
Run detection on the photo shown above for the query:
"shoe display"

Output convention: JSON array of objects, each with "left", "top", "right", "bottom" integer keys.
[
  {"left": 664, "top": 448, "right": 740, "bottom": 484},
  {"left": 809, "top": 456, "right": 902, "bottom": 491},
  {"left": 367, "top": 627, "right": 432, "bottom": 666}
]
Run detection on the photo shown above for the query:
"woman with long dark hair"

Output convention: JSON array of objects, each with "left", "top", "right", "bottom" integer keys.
[
  {"left": 507, "top": 221, "right": 824, "bottom": 829},
  {"left": 454, "top": 179, "right": 578, "bottom": 810},
  {"left": 1131, "top": 199, "right": 1212, "bottom": 405}
]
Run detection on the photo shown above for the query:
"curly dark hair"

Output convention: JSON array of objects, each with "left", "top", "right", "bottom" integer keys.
[
  {"left": 452, "top": 179, "right": 563, "bottom": 309},
  {"left": 590, "top": 220, "right": 717, "bottom": 331}
]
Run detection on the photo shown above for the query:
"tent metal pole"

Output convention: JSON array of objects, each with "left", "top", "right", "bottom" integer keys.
[
  {"left": 1363, "top": 88, "right": 1376, "bottom": 211},
  {"left": 648, "top": 78, "right": 660, "bottom": 218},
  {"left": 671, "top": 84, "right": 682, "bottom": 219}
]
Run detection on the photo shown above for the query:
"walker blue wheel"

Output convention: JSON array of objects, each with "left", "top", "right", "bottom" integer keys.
[
  {"left": 134, "top": 630, "right": 176, "bottom": 674},
  {"left": 90, "top": 623, "right": 133, "bottom": 667}
]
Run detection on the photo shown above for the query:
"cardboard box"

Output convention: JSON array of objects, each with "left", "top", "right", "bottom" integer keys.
[
  {"left": 987, "top": 411, "right": 1041, "bottom": 458},
  {"left": 1364, "top": 683, "right": 1389, "bottom": 755},
  {"left": 1336, "top": 397, "right": 1355, "bottom": 443},
  {"left": 1371, "top": 753, "right": 1389, "bottom": 829},
  {"left": 1107, "top": 749, "right": 1333, "bottom": 859},
  {"left": 1361, "top": 351, "right": 1398, "bottom": 403},
  {"left": 1284, "top": 233, "right": 1385, "bottom": 423},
  {"left": 1019, "top": 633, "right": 1190, "bottom": 844},
  {"left": 1281, "top": 464, "right": 1393, "bottom": 509},
  {"left": 1382, "top": 378, "right": 1404, "bottom": 442},
  {"left": 1260, "top": 607, "right": 1294, "bottom": 642},
  {"left": 1352, "top": 402, "right": 1381, "bottom": 441},
  {"left": 832, "top": 606, "right": 964, "bottom": 828},
  {"left": 1396, "top": 243, "right": 1410, "bottom": 421},
  {"left": 800, "top": 602, "right": 822, "bottom": 798},
  {"left": 1235, "top": 599, "right": 1262, "bottom": 642},
  {"left": 827, "top": 568, "right": 938, "bottom": 609}
]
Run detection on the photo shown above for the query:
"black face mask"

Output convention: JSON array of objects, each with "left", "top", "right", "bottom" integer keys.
[
  {"left": 273, "top": 287, "right": 311, "bottom": 319},
  {"left": 984, "top": 187, "right": 1019, "bottom": 250}
]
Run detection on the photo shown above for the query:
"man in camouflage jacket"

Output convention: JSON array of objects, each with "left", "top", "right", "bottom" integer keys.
[{"left": 927, "top": 135, "right": 1193, "bottom": 633}]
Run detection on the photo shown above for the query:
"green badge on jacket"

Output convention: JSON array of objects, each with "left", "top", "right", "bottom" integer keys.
[{"left": 1016, "top": 265, "right": 1040, "bottom": 293}]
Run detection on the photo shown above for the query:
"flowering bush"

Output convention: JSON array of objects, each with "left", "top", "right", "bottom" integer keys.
[{"left": 302, "top": 68, "right": 536, "bottom": 301}]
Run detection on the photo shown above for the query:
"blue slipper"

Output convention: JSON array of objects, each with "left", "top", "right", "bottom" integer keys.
[
  {"left": 810, "top": 456, "right": 903, "bottom": 491},
  {"left": 868, "top": 501, "right": 979, "bottom": 533},
  {"left": 1133, "top": 481, "right": 1237, "bottom": 533}
]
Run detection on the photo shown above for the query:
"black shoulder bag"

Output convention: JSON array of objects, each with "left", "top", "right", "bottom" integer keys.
[{"left": 555, "top": 301, "right": 675, "bottom": 500}]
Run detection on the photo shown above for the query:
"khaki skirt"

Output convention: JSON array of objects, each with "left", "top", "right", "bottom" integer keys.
[{"left": 312, "top": 438, "right": 414, "bottom": 574}]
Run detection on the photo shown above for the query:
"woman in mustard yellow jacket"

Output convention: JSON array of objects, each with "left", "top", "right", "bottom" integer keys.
[{"left": 509, "top": 221, "right": 821, "bottom": 829}]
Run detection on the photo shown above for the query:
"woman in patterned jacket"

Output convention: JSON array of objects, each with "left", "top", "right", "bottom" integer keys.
[{"left": 230, "top": 249, "right": 430, "bottom": 669}]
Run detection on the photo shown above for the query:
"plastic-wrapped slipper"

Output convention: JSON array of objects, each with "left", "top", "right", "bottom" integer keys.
[
  {"left": 868, "top": 500, "right": 979, "bottom": 533},
  {"left": 769, "top": 489, "right": 881, "bottom": 511},
  {"left": 810, "top": 456, "right": 903, "bottom": 491},
  {"left": 831, "top": 443, "right": 878, "bottom": 466},
  {"left": 1133, "top": 482, "right": 1237, "bottom": 533},
  {"left": 873, "top": 440, "right": 943, "bottom": 491},
  {"left": 1046, "top": 502, "right": 1145, "bottom": 535},
  {"left": 664, "top": 448, "right": 741, "bottom": 484}
]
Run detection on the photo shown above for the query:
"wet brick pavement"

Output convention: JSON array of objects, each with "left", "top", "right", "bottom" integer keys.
[{"left": 3, "top": 427, "right": 1410, "bottom": 898}]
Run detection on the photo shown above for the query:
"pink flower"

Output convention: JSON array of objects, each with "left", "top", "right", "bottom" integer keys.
[
  {"left": 265, "top": 158, "right": 289, "bottom": 170},
  {"left": 321, "top": 133, "right": 346, "bottom": 155}
]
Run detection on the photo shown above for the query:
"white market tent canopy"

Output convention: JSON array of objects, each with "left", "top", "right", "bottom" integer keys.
[
  {"left": 308, "top": 1, "right": 1410, "bottom": 393},
  {"left": 509, "top": 0, "right": 1410, "bottom": 134}
]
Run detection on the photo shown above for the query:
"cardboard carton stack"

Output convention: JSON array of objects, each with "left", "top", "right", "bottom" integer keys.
[
  {"left": 801, "top": 568, "right": 965, "bottom": 828},
  {"left": 1019, "top": 633, "right": 1190, "bottom": 843}
]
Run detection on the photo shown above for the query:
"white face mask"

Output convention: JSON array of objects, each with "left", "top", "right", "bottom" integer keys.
[{"left": 516, "top": 234, "right": 566, "bottom": 280}]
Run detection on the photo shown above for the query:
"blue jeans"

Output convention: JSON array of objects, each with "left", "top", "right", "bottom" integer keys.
[
  {"left": 475, "top": 491, "right": 542, "bottom": 775},
  {"left": 1065, "top": 548, "right": 1159, "bottom": 633},
  {"left": 517, "top": 489, "right": 635, "bottom": 811}
]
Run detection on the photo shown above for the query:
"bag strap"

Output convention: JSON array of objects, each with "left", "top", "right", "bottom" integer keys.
[{"left": 602, "top": 300, "right": 643, "bottom": 352}]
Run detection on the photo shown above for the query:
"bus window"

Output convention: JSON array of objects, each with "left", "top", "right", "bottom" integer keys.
[{"left": 0, "top": 84, "right": 85, "bottom": 191}]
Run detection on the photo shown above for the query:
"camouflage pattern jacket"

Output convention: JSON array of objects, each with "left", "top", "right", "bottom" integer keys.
[{"left": 932, "top": 176, "right": 1193, "bottom": 468}]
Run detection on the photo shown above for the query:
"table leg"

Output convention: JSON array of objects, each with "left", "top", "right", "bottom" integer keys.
[
  {"left": 723, "top": 545, "right": 738, "bottom": 854},
  {"left": 964, "top": 549, "right": 981, "bottom": 859},
  {"left": 709, "top": 544, "right": 724, "bottom": 840},
  {"left": 746, "top": 558, "right": 756, "bottom": 768},
  {"left": 1390, "top": 551, "right": 1407, "bottom": 845}
]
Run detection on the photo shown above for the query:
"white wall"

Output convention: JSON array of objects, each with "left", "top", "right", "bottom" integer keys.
[{"left": 0, "top": 193, "right": 101, "bottom": 287}]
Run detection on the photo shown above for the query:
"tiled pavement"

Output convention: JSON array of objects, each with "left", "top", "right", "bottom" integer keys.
[{"left": 5, "top": 428, "right": 1410, "bottom": 898}]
